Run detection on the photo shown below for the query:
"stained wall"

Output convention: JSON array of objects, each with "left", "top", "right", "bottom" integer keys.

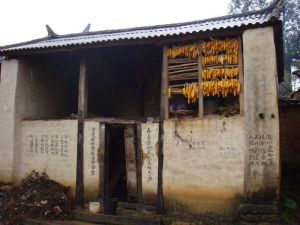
[{"left": 163, "top": 117, "right": 245, "bottom": 215}]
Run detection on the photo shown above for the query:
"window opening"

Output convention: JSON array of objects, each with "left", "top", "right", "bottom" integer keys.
[
  {"left": 200, "top": 37, "right": 241, "bottom": 116},
  {"left": 167, "top": 43, "right": 199, "bottom": 118}
]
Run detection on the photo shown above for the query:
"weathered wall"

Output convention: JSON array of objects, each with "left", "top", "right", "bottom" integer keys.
[
  {"left": 0, "top": 57, "right": 79, "bottom": 182},
  {"left": 280, "top": 105, "right": 300, "bottom": 166},
  {"left": 163, "top": 117, "right": 245, "bottom": 215},
  {"left": 13, "top": 59, "right": 75, "bottom": 180},
  {"left": 83, "top": 121, "right": 100, "bottom": 200},
  {"left": 243, "top": 27, "right": 280, "bottom": 205},
  {"left": 141, "top": 123, "right": 159, "bottom": 203},
  {"left": 0, "top": 60, "right": 19, "bottom": 181},
  {"left": 19, "top": 120, "right": 100, "bottom": 199},
  {"left": 19, "top": 120, "right": 78, "bottom": 188},
  {"left": 161, "top": 26, "right": 280, "bottom": 215}
]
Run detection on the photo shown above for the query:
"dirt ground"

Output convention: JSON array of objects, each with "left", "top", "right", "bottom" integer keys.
[{"left": 1, "top": 167, "right": 299, "bottom": 225}]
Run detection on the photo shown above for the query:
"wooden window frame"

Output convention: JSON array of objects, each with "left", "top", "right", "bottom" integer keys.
[{"left": 163, "top": 36, "right": 244, "bottom": 119}]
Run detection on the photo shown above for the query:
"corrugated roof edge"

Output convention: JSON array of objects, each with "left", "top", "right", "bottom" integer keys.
[{"left": 0, "top": 0, "right": 283, "bottom": 52}]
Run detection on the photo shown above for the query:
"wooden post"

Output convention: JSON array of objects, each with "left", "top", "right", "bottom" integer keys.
[
  {"left": 238, "top": 37, "right": 244, "bottom": 115},
  {"left": 75, "top": 58, "right": 88, "bottom": 205},
  {"left": 98, "top": 123, "right": 106, "bottom": 200},
  {"left": 156, "top": 46, "right": 168, "bottom": 214},
  {"left": 104, "top": 125, "right": 110, "bottom": 203},
  {"left": 161, "top": 46, "right": 169, "bottom": 120},
  {"left": 135, "top": 123, "right": 143, "bottom": 203},
  {"left": 124, "top": 126, "right": 138, "bottom": 201},
  {"left": 198, "top": 41, "right": 204, "bottom": 117}
]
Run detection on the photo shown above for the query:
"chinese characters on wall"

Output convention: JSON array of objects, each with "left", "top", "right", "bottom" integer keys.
[
  {"left": 219, "top": 145, "right": 239, "bottom": 157},
  {"left": 248, "top": 134, "right": 274, "bottom": 178},
  {"left": 28, "top": 134, "right": 69, "bottom": 157},
  {"left": 145, "top": 127, "right": 153, "bottom": 182},
  {"left": 90, "top": 127, "right": 97, "bottom": 176}
]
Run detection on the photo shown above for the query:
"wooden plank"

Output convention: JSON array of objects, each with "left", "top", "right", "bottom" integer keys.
[
  {"left": 168, "top": 62, "right": 198, "bottom": 69},
  {"left": 25, "top": 219, "right": 97, "bottom": 225},
  {"left": 198, "top": 41, "right": 204, "bottom": 117},
  {"left": 75, "top": 58, "right": 88, "bottom": 205},
  {"left": 168, "top": 58, "right": 197, "bottom": 64},
  {"left": 118, "top": 201, "right": 156, "bottom": 211},
  {"left": 124, "top": 126, "right": 138, "bottom": 201},
  {"left": 73, "top": 210, "right": 162, "bottom": 225},
  {"left": 98, "top": 123, "right": 106, "bottom": 200},
  {"left": 86, "top": 117, "right": 137, "bottom": 124},
  {"left": 161, "top": 46, "right": 169, "bottom": 119},
  {"left": 238, "top": 37, "right": 244, "bottom": 115},
  {"left": 135, "top": 123, "right": 143, "bottom": 203},
  {"left": 104, "top": 125, "right": 110, "bottom": 202},
  {"left": 168, "top": 67, "right": 198, "bottom": 75}
]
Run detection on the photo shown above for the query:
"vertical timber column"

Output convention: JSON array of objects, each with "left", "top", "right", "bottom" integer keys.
[
  {"left": 76, "top": 58, "right": 88, "bottom": 205},
  {"left": 197, "top": 40, "right": 204, "bottom": 117},
  {"left": 242, "top": 27, "right": 280, "bottom": 212},
  {"left": 157, "top": 45, "right": 168, "bottom": 213}
]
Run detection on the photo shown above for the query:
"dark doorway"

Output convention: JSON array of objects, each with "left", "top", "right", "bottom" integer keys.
[{"left": 105, "top": 126, "right": 128, "bottom": 202}]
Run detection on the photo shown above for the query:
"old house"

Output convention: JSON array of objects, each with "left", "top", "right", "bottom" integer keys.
[{"left": 0, "top": 0, "right": 284, "bottom": 222}]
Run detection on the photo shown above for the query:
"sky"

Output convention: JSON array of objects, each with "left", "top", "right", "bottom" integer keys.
[{"left": 0, "top": 0, "right": 231, "bottom": 46}]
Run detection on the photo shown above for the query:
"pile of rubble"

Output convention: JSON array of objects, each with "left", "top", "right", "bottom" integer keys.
[{"left": 0, "top": 171, "right": 73, "bottom": 225}]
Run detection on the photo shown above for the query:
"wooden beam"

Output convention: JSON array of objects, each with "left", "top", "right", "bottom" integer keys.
[
  {"left": 238, "top": 37, "right": 244, "bottom": 115},
  {"left": 118, "top": 201, "right": 156, "bottom": 211},
  {"left": 124, "top": 126, "right": 138, "bottom": 201},
  {"left": 98, "top": 123, "right": 106, "bottom": 200},
  {"left": 73, "top": 210, "right": 162, "bottom": 225},
  {"left": 198, "top": 40, "right": 204, "bottom": 117},
  {"left": 161, "top": 46, "right": 169, "bottom": 120},
  {"left": 104, "top": 125, "right": 110, "bottom": 202},
  {"left": 135, "top": 122, "right": 143, "bottom": 203},
  {"left": 75, "top": 58, "right": 88, "bottom": 205},
  {"left": 156, "top": 45, "right": 168, "bottom": 214}
]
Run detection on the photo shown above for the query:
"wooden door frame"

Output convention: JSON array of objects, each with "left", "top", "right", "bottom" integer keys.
[{"left": 99, "top": 122, "right": 143, "bottom": 204}]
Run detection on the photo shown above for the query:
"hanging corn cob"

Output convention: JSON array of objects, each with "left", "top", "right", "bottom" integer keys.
[
  {"left": 202, "top": 67, "right": 239, "bottom": 80},
  {"left": 167, "top": 43, "right": 199, "bottom": 59},
  {"left": 201, "top": 39, "right": 238, "bottom": 56},
  {"left": 201, "top": 54, "right": 238, "bottom": 66},
  {"left": 183, "top": 83, "right": 199, "bottom": 103},
  {"left": 200, "top": 80, "right": 241, "bottom": 97}
]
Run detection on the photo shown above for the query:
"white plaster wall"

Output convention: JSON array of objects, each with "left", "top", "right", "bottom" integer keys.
[
  {"left": 163, "top": 117, "right": 245, "bottom": 215},
  {"left": 19, "top": 120, "right": 100, "bottom": 199},
  {"left": 243, "top": 27, "right": 280, "bottom": 201},
  {"left": 20, "top": 120, "right": 78, "bottom": 193},
  {"left": 0, "top": 58, "right": 75, "bottom": 182},
  {"left": 13, "top": 59, "right": 74, "bottom": 180},
  {"left": 84, "top": 121, "right": 100, "bottom": 200},
  {"left": 141, "top": 122, "right": 159, "bottom": 203},
  {"left": 0, "top": 60, "right": 19, "bottom": 181}
]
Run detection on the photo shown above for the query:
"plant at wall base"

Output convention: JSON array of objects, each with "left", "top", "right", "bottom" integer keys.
[{"left": 280, "top": 193, "right": 298, "bottom": 224}]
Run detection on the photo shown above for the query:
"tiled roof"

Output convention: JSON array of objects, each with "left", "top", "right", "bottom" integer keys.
[{"left": 0, "top": 0, "right": 283, "bottom": 54}]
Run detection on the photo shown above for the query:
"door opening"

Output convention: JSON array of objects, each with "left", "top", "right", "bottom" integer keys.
[
  {"left": 104, "top": 124, "right": 139, "bottom": 204},
  {"left": 106, "top": 126, "right": 128, "bottom": 202}
]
